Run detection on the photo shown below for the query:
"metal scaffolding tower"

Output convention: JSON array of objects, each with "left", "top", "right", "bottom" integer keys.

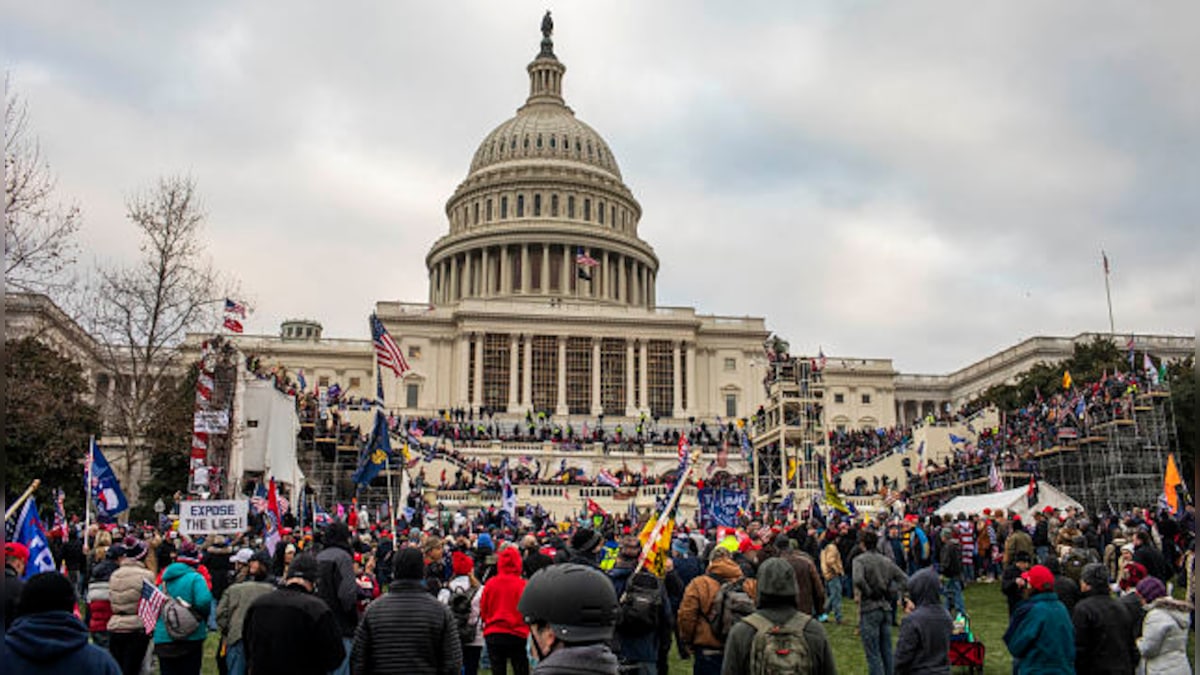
[{"left": 751, "top": 356, "right": 826, "bottom": 513}]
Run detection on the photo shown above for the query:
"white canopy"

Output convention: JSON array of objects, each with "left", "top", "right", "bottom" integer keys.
[
  {"left": 935, "top": 482, "right": 1082, "bottom": 521},
  {"left": 238, "top": 379, "right": 304, "bottom": 504}
]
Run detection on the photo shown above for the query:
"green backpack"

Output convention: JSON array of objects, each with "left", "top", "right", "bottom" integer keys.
[{"left": 744, "top": 612, "right": 812, "bottom": 675}]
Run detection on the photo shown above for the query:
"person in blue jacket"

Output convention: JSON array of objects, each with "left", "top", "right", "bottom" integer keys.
[
  {"left": 154, "top": 539, "right": 213, "bottom": 675},
  {"left": 1002, "top": 564, "right": 1075, "bottom": 675},
  {"left": 3, "top": 572, "right": 121, "bottom": 675}
]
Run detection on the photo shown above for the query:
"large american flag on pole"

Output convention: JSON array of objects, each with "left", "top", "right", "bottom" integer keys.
[
  {"left": 138, "top": 580, "right": 168, "bottom": 634},
  {"left": 371, "top": 314, "right": 410, "bottom": 378}
]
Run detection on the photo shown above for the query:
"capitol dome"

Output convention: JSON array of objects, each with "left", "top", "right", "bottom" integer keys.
[{"left": 427, "top": 15, "right": 658, "bottom": 308}]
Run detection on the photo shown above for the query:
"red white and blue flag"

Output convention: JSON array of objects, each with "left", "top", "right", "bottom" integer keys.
[
  {"left": 223, "top": 317, "right": 244, "bottom": 334},
  {"left": 224, "top": 298, "right": 248, "bottom": 318},
  {"left": 264, "top": 479, "right": 282, "bottom": 555},
  {"left": 371, "top": 314, "right": 410, "bottom": 378},
  {"left": 138, "top": 580, "right": 168, "bottom": 634},
  {"left": 597, "top": 469, "right": 621, "bottom": 489},
  {"left": 575, "top": 247, "right": 599, "bottom": 267}
]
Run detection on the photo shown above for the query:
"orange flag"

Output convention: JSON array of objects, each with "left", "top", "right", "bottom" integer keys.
[{"left": 1164, "top": 453, "right": 1183, "bottom": 514}]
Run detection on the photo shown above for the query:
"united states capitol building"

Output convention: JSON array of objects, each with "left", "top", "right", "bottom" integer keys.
[{"left": 6, "top": 19, "right": 1192, "bottom": 514}]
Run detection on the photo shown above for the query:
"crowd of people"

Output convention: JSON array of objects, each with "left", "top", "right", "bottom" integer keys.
[{"left": 4, "top": 491, "right": 1194, "bottom": 675}]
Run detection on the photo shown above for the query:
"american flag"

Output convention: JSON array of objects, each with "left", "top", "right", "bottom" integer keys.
[
  {"left": 575, "top": 247, "right": 599, "bottom": 267},
  {"left": 223, "top": 316, "right": 244, "bottom": 334},
  {"left": 138, "top": 580, "right": 168, "bottom": 634},
  {"left": 596, "top": 469, "right": 621, "bottom": 489},
  {"left": 371, "top": 314, "right": 410, "bottom": 378},
  {"left": 677, "top": 435, "right": 692, "bottom": 464},
  {"left": 52, "top": 488, "right": 68, "bottom": 538},
  {"left": 224, "top": 298, "right": 248, "bottom": 318}
]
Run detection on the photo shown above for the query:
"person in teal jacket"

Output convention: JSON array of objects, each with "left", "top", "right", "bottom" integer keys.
[
  {"left": 1002, "top": 564, "right": 1075, "bottom": 675},
  {"left": 154, "top": 540, "right": 212, "bottom": 675}
]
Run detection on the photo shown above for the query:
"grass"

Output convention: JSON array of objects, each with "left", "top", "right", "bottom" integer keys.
[{"left": 193, "top": 580, "right": 1193, "bottom": 675}]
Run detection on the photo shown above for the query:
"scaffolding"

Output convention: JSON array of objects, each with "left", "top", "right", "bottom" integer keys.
[
  {"left": 912, "top": 385, "right": 1179, "bottom": 514},
  {"left": 751, "top": 356, "right": 826, "bottom": 512}
]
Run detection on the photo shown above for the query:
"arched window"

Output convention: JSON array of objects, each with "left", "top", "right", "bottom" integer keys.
[
  {"left": 523, "top": 136, "right": 530, "bottom": 149},
  {"left": 549, "top": 136, "right": 556, "bottom": 149},
  {"left": 598, "top": 201, "right": 605, "bottom": 224},
  {"left": 486, "top": 199, "right": 493, "bottom": 221},
  {"left": 611, "top": 205, "right": 616, "bottom": 227},
  {"left": 473, "top": 202, "right": 479, "bottom": 225},
  {"left": 568, "top": 195, "right": 575, "bottom": 218},
  {"left": 516, "top": 195, "right": 525, "bottom": 217},
  {"left": 511, "top": 136, "right": 517, "bottom": 150},
  {"left": 501, "top": 196, "right": 509, "bottom": 219},
  {"left": 551, "top": 194, "right": 559, "bottom": 216},
  {"left": 533, "top": 194, "right": 542, "bottom": 216},
  {"left": 583, "top": 198, "right": 591, "bottom": 221}
]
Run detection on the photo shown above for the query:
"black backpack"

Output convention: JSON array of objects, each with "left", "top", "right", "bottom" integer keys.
[
  {"left": 616, "top": 571, "right": 662, "bottom": 634},
  {"left": 449, "top": 586, "right": 480, "bottom": 645}
]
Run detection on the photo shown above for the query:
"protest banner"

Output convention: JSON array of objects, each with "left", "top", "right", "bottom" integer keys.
[
  {"left": 178, "top": 499, "right": 248, "bottom": 535},
  {"left": 697, "top": 488, "right": 750, "bottom": 528}
]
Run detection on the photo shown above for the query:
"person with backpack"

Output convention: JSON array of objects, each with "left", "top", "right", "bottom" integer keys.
[
  {"left": 818, "top": 530, "right": 844, "bottom": 624},
  {"left": 608, "top": 536, "right": 673, "bottom": 674},
  {"left": 893, "top": 567, "right": 952, "bottom": 675},
  {"left": 853, "top": 530, "right": 909, "bottom": 675},
  {"left": 351, "top": 548, "right": 463, "bottom": 675},
  {"left": 243, "top": 554, "right": 346, "bottom": 675},
  {"left": 721, "top": 557, "right": 837, "bottom": 675},
  {"left": 938, "top": 528, "right": 965, "bottom": 617},
  {"left": 677, "top": 546, "right": 758, "bottom": 675},
  {"left": 480, "top": 546, "right": 530, "bottom": 675},
  {"left": 439, "top": 551, "right": 484, "bottom": 675},
  {"left": 316, "top": 521, "right": 359, "bottom": 675},
  {"left": 153, "top": 539, "right": 212, "bottom": 675}
]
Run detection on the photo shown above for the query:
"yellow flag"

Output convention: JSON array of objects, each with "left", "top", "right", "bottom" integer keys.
[
  {"left": 1063, "top": 370, "right": 1073, "bottom": 390},
  {"left": 637, "top": 512, "right": 657, "bottom": 548},
  {"left": 787, "top": 457, "right": 797, "bottom": 482},
  {"left": 1165, "top": 453, "right": 1183, "bottom": 514},
  {"left": 649, "top": 518, "right": 675, "bottom": 577}
]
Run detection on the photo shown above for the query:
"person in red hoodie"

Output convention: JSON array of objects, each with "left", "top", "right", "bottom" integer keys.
[{"left": 479, "top": 546, "right": 529, "bottom": 675}]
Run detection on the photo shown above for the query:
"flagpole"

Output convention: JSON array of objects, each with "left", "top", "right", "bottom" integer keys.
[
  {"left": 4, "top": 479, "right": 41, "bottom": 521},
  {"left": 1102, "top": 250, "right": 1115, "bottom": 338},
  {"left": 84, "top": 436, "right": 94, "bottom": 554},
  {"left": 622, "top": 453, "right": 695, "bottom": 596}
]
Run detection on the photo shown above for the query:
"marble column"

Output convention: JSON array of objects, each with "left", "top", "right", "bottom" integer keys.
[
  {"left": 500, "top": 246, "right": 511, "bottom": 295},
  {"left": 481, "top": 247, "right": 491, "bottom": 297},
  {"left": 601, "top": 250, "right": 609, "bottom": 300},
  {"left": 590, "top": 338, "right": 603, "bottom": 415},
  {"left": 472, "top": 334, "right": 483, "bottom": 409},
  {"left": 625, "top": 339, "right": 636, "bottom": 417},
  {"left": 520, "top": 245, "right": 530, "bottom": 293},
  {"left": 617, "top": 256, "right": 626, "bottom": 304},
  {"left": 508, "top": 334, "right": 519, "bottom": 410},
  {"left": 463, "top": 250, "right": 474, "bottom": 299},
  {"left": 457, "top": 336, "right": 470, "bottom": 406},
  {"left": 672, "top": 341, "right": 683, "bottom": 418},
  {"left": 639, "top": 340, "right": 649, "bottom": 414},
  {"left": 555, "top": 336, "right": 568, "bottom": 415},
  {"left": 522, "top": 334, "right": 533, "bottom": 409},
  {"left": 685, "top": 342, "right": 697, "bottom": 416}
]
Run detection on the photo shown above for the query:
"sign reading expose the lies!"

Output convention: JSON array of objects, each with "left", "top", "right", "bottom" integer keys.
[{"left": 179, "top": 499, "right": 247, "bottom": 535}]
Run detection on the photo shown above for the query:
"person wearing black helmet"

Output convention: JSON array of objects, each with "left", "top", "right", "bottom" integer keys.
[{"left": 518, "top": 564, "right": 620, "bottom": 674}]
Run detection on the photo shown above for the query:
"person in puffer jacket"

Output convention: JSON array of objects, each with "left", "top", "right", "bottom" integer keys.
[
  {"left": 107, "top": 539, "right": 157, "bottom": 675},
  {"left": 153, "top": 540, "right": 212, "bottom": 675},
  {"left": 3, "top": 572, "right": 121, "bottom": 675},
  {"left": 87, "top": 544, "right": 122, "bottom": 648},
  {"left": 893, "top": 568, "right": 951, "bottom": 675},
  {"left": 1133, "top": 577, "right": 1192, "bottom": 675},
  {"left": 480, "top": 546, "right": 530, "bottom": 675}
]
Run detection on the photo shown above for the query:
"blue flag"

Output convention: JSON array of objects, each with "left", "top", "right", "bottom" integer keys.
[
  {"left": 779, "top": 491, "right": 795, "bottom": 513},
  {"left": 352, "top": 410, "right": 393, "bottom": 485},
  {"left": 948, "top": 434, "right": 968, "bottom": 445},
  {"left": 88, "top": 439, "right": 129, "bottom": 519},
  {"left": 15, "top": 498, "right": 57, "bottom": 579}
]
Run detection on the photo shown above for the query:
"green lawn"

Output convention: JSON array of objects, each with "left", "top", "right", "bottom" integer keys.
[{"left": 194, "top": 581, "right": 1193, "bottom": 675}]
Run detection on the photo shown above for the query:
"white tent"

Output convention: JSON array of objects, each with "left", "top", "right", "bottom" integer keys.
[
  {"left": 935, "top": 482, "right": 1082, "bottom": 521},
  {"left": 237, "top": 379, "right": 304, "bottom": 509}
]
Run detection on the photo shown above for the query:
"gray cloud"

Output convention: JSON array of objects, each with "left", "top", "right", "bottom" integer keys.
[{"left": 3, "top": 1, "right": 1194, "bottom": 374}]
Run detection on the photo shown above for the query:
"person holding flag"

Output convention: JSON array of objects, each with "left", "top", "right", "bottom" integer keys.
[
  {"left": 608, "top": 534, "right": 674, "bottom": 674},
  {"left": 88, "top": 439, "right": 129, "bottom": 522}
]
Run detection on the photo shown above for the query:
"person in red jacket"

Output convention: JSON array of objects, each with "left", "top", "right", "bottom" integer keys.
[{"left": 479, "top": 546, "right": 529, "bottom": 675}]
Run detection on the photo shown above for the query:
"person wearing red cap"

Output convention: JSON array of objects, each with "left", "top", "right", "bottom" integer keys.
[
  {"left": 440, "top": 551, "right": 483, "bottom": 675},
  {"left": 1002, "top": 564, "right": 1075, "bottom": 674},
  {"left": 4, "top": 542, "right": 30, "bottom": 630}
]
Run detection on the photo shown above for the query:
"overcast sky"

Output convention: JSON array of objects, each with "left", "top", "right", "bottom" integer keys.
[{"left": 4, "top": 2, "right": 1195, "bottom": 374}]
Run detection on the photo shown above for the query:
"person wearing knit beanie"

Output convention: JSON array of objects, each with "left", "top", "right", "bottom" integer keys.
[
  {"left": 451, "top": 551, "right": 475, "bottom": 578},
  {"left": 1135, "top": 577, "right": 1167, "bottom": 604}
]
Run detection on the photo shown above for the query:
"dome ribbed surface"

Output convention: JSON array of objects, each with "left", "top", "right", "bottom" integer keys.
[{"left": 468, "top": 106, "right": 622, "bottom": 180}]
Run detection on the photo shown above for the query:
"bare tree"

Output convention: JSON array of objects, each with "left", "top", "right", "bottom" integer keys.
[
  {"left": 88, "top": 175, "right": 233, "bottom": 503},
  {"left": 4, "top": 77, "right": 82, "bottom": 295}
]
